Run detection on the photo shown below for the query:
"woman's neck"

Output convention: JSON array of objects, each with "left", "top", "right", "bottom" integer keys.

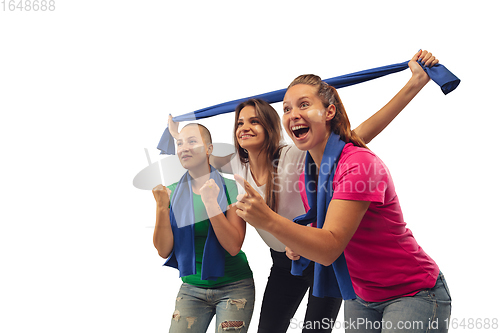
[
  {"left": 189, "top": 162, "right": 211, "bottom": 194},
  {"left": 247, "top": 148, "right": 268, "bottom": 187},
  {"left": 308, "top": 134, "right": 330, "bottom": 169}
]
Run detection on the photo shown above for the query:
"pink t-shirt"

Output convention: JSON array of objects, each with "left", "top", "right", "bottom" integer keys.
[{"left": 301, "top": 143, "right": 439, "bottom": 302}]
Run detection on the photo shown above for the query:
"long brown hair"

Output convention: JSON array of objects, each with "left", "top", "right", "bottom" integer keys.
[
  {"left": 233, "top": 99, "right": 284, "bottom": 212},
  {"left": 288, "top": 74, "right": 368, "bottom": 149}
]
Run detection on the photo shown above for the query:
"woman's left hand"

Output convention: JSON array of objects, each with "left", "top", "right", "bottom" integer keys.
[
  {"left": 234, "top": 174, "right": 275, "bottom": 229},
  {"left": 285, "top": 246, "right": 301, "bottom": 261},
  {"left": 200, "top": 179, "right": 220, "bottom": 205},
  {"left": 168, "top": 114, "right": 180, "bottom": 139}
]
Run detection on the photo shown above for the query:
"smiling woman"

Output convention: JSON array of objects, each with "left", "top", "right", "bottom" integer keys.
[
  {"left": 284, "top": 79, "right": 368, "bottom": 164},
  {"left": 235, "top": 69, "right": 452, "bottom": 333},
  {"left": 235, "top": 106, "right": 265, "bottom": 146},
  {"left": 234, "top": 99, "right": 283, "bottom": 206},
  {"left": 152, "top": 123, "right": 255, "bottom": 333},
  {"left": 166, "top": 49, "right": 443, "bottom": 333},
  {"left": 176, "top": 124, "right": 214, "bottom": 171}
]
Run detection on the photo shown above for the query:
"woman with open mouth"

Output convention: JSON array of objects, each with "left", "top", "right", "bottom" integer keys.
[
  {"left": 235, "top": 54, "right": 451, "bottom": 332},
  {"left": 169, "top": 50, "right": 441, "bottom": 333}
]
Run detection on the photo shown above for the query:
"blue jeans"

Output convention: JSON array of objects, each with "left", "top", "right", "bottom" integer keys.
[
  {"left": 344, "top": 272, "right": 451, "bottom": 333},
  {"left": 169, "top": 278, "right": 255, "bottom": 333}
]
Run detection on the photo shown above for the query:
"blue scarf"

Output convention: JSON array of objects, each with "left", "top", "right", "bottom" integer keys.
[
  {"left": 292, "top": 133, "right": 356, "bottom": 300},
  {"left": 158, "top": 60, "right": 460, "bottom": 155},
  {"left": 163, "top": 165, "right": 228, "bottom": 280}
]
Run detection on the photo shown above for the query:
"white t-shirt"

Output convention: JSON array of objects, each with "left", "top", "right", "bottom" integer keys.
[{"left": 230, "top": 145, "right": 307, "bottom": 252}]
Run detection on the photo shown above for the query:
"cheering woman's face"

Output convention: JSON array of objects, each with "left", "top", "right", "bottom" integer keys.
[
  {"left": 283, "top": 84, "right": 335, "bottom": 151},
  {"left": 236, "top": 105, "right": 266, "bottom": 151}
]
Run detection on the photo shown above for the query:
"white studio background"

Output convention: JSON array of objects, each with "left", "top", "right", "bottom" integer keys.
[{"left": 1, "top": 1, "right": 498, "bottom": 332}]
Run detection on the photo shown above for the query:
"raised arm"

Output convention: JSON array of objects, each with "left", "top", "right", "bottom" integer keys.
[
  {"left": 200, "top": 179, "right": 246, "bottom": 256},
  {"left": 210, "top": 154, "right": 235, "bottom": 174},
  {"left": 152, "top": 184, "right": 174, "bottom": 259},
  {"left": 353, "top": 50, "right": 439, "bottom": 144},
  {"left": 168, "top": 115, "right": 180, "bottom": 140}
]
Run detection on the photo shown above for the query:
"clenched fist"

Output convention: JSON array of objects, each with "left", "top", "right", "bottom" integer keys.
[
  {"left": 199, "top": 179, "right": 220, "bottom": 206},
  {"left": 285, "top": 246, "right": 301, "bottom": 261},
  {"left": 152, "top": 184, "right": 171, "bottom": 208}
]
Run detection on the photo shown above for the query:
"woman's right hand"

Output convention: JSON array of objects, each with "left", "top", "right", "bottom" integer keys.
[
  {"left": 152, "top": 184, "right": 174, "bottom": 259},
  {"left": 152, "top": 184, "right": 171, "bottom": 209},
  {"left": 168, "top": 114, "right": 180, "bottom": 139},
  {"left": 285, "top": 246, "right": 301, "bottom": 261},
  {"left": 408, "top": 50, "right": 439, "bottom": 84}
]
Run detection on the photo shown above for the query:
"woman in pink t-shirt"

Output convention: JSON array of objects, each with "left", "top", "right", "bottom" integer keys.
[{"left": 235, "top": 64, "right": 451, "bottom": 331}]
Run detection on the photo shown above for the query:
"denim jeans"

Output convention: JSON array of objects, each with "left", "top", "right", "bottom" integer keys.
[
  {"left": 257, "top": 249, "right": 342, "bottom": 333},
  {"left": 344, "top": 272, "right": 452, "bottom": 333},
  {"left": 169, "top": 278, "right": 255, "bottom": 333}
]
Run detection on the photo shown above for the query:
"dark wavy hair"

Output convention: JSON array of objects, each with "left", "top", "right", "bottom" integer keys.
[{"left": 233, "top": 99, "right": 284, "bottom": 212}]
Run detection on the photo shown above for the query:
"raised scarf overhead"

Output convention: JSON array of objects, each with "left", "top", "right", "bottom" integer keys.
[
  {"left": 164, "top": 165, "right": 228, "bottom": 280},
  {"left": 292, "top": 133, "right": 356, "bottom": 300},
  {"left": 158, "top": 59, "right": 460, "bottom": 155}
]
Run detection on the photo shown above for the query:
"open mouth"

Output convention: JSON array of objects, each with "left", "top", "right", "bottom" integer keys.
[
  {"left": 239, "top": 134, "right": 255, "bottom": 139},
  {"left": 291, "top": 125, "right": 309, "bottom": 139}
]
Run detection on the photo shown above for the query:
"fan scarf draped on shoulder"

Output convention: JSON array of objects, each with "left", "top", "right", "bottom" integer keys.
[{"left": 158, "top": 59, "right": 460, "bottom": 155}]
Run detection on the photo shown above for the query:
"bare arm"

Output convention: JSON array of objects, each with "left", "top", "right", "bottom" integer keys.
[
  {"left": 353, "top": 50, "right": 439, "bottom": 144},
  {"left": 234, "top": 175, "right": 369, "bottom": 265},
  {"left": 209, "top": 154, "right": 235, "bottom": 174},
  {"left": 200, "top": 179, "right": 246, "bottom": 256},
  {"left": 270, "top": 199, "right": 370, "bottom": 266},
  {"left": 168, "top": 115, "right": 180, "bottom": 140},
  {"left": 152, "top": 185, "right": 174, "bottom": 259}
]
